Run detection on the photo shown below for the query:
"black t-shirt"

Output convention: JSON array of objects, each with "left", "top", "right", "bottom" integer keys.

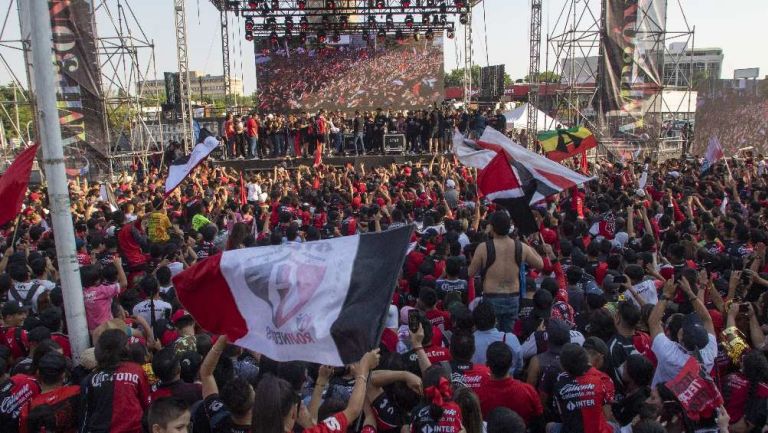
[
  {"left": 612, "top": 386, "right": 650, "bottom": 426},
  {"left": 370, "top": 391, "right": 406, "bottom": 433},
  {"left": 605, "top": 333, "right": 639, "bottom": 400},
  {"left": 202, "top": 393, "right": 250, "bottom": 433}
]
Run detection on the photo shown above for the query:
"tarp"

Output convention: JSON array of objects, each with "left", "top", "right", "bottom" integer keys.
[{"left": 503, "top": 103, "right": 562, "bottom": 131}]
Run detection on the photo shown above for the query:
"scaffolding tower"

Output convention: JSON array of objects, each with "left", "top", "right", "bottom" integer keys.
[
  {"left": 527, "top": 0, "right": 542, "bottom": 149},
  {"left": 174, "top": 0, "right": 195, "bottom": 151}
]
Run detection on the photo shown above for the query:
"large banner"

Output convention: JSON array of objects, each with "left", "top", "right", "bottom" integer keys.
[
  {"left": 256, "top": 35, "right": 444, "bottom": 112},
  {"left": 598, "top": 0, "right": 665, "bottom": 118},
  {"left": 693, "top": 81, "right": 768, "bottom": 156},
  {"left": 19, "top": 0, "right": 108, "bottom": 168}
]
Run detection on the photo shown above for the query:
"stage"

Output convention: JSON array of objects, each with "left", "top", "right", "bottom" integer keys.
[{"left": 211, "top": 153, "right": 440, "bottom": 172}]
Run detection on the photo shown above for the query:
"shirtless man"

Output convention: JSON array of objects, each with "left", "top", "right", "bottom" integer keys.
[{"left": 468, "top": 211, "right": 544, "bottom": 332}]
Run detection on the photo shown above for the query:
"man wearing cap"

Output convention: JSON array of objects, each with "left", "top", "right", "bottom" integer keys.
[
  {"left": 525, "top": 319, "right": 571, "bottom": 407},
  {"left": 0, "top": 353, "right": 40, "bottom": 433},
  {"left": 649, "top": 278, "right": 717, "bottom": 386},
  {"left": 468, "top": 211, "right": 544, "bottom": 333},
  {"left": 444, "top": 179, "right": 459, "bottom": 209},
  {"left": 17, "top": 352, "right": 80, "bottom": 433},
  {"left": 0, "top": 301, "right": 30, "bottom": 363},
  {"left": 605, "top": 302, "right": 654, "bottom": 401}
]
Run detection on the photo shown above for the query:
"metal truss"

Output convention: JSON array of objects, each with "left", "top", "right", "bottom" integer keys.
[{"left": 526, "top": 0, "right": 542, "bottom": 149}]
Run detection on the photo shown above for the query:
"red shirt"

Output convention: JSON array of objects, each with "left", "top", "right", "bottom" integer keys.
[
  {"left": 51, "top": 333, "right": 72, "bottom": 359},
  {"left": 424, "top": 345, "right": 452, "bottom": 364},
  {"left": 723, "top": 372, "right": 768, "bottom": 423},
  {"left": 246, "top": 118, "right": 259, "bottom": 137},
  {"left": 426, "top": 309, "right": 452, "bottom": 331},
  {"left": 380, "top": 328, "right": 399, "bottom": 353},
  {"left": 476, "top": 376, "right": 543, "bottom": 422},
  {"left": 18, "top": 385, "right": 80, "bottom": 433},
  {"left": 0, "top": 374, "right": 40, "bottom": 432},
  {"left": 302, "top": 412, "right": 348, "bottom": 433},
  {"left": 81, "top": 362, "right": 150, "bottom": 433},
  {"left": 450, "top": 361, "right": 490, "bottom": 391}
]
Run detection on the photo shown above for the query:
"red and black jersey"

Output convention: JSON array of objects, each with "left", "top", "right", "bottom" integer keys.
[
  {"left": 0, "top": 375, "right": 40, "bottom": 433},
  {"left": 1, "top": 326, "right": 30, "bottom": 361},
  {"left": 303, "top": 412, "right": 348, "bottom": 433},
  {"left": 410, "top": 401, "right": 463, "bottom": 433},
  {"left": 150, "top": 379, "right": 202, "bottom": 406},
  {"left": 449, "top": 361, "right": 490, "bottom": 391},
  {"left": 552, "top": 368, "right": 615, "bottom": 433},
  {"left": 18, "top": 385, "right": 80, "bottom": 433},
  {"left": 80, "top": 362, "right": 150, "bottom": 433},
  {"left": 371, "top": 392, "right": 406, "bottom": 433}
]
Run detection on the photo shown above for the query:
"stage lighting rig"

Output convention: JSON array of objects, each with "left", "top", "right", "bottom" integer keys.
[
  {"left": 245, "top": 31, "right": 254, "bottom": 41},
  {"left": 285, "top": 28, "right": 292, "bottom": 36},
  {"left": 317, "top": 29, "right": 327, "bottom": 43},
  {"left": 439, "top": 2, "right": 448, "bottom": 13},
  {"left": 285, "top": 16, "right": 294, "bottom": 31},
  {"left": 332, "top": 30, "right": 341, "bottom": 42},
  {"left": 459, "top": 13, "right": 468, "bottom": 25},
  {"left": 425, "top": 28, "right": 434, "bottom": 40},
  {"left": 321, "top": 14, "right": 330, "bottom": 24},
  {"left": 440, "top": 14, "right": 447, "bottom": 25},
  {"left": 245, "top": 17, "right": 255, "bottom": 31},
  {"left": 339, "top": 15, "right": 349, "bottom": 29},
  {"left": 427, "top": 0, "right": 437, "bottom": 7},
  {"left": 326, "top": 0, "right": 336, "bottom": 9},
  {"left": 267, "top": 17, "right": 277, "bottom": 30},
  {"left": 247, "top": 1, "right": 258, "bottom": 9},
  {"left": 362, "top": 29, "right": 370, "bottom": 40},
  {"left": 377, "top": 28, "right": 386, "bottom": 40},
  {"left": 260, "top": 2, "right": 270, "bottom": 15},
  {"left": 269, "top": 31, "right": 279, "bottom": 44},
  {"left": 297, "top": 0, "right": 306, "bottom": 10},
  {"left": 367, "top": 16, "right": 377, "bottom": 28},
  {"left": 421, "top": 13, "right": 430, "bottom": 25},
  {"left": 299, "top": 31, "right": 307, "bottom": 43},
  {"left": 375, "top": 0, "right": 385, "bottom": 9},
  {"left": 386, "top": 13, "right": 394, "bottom": 29},
  {"left": 271, "top": 0, "right": 279, "bottom": 10},
  {"left": 300, "top": 16, "right": 309, "bottom": 30},
  {"left": 395, "top": 29, "right": 405, "bottom": 41},
  {"left": 401, "top": 0, "right": 411, "bottom": 7},
  {"left": 454, "top": 0, "right": 466, "bottom": 8},
  {"left": 404, "top": 14, "right": 414, "bottom": 28}
]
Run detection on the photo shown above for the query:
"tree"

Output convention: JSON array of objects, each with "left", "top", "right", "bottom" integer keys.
[
  {"left": 524, "top": 71, "right": 561, "bottom": 83},
  {"left": 444, "top": 65, "right": 481, "bottom": 88},
  {"left": 0, "top": 83, "right": 34, "bottom": 143}
]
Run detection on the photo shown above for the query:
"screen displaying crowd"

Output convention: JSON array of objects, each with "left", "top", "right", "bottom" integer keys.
[
  {"left": 256, "top": 35, "right": 444, "bottom": 112},
  {"left": 693, "top": 83, "right": 768, "bottom": 155},
  {"left": 0, "top": 123, "right": 767, "bottom": 433}
]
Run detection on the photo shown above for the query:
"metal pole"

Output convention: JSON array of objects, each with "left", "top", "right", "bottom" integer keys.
[{"left": 28, "top": 0, "right": 89, "bottom": 361}]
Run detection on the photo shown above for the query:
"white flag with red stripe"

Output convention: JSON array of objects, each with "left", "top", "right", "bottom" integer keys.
[
  {"left": 453, "top": 128, "right": 594, "bottom": 204},
  {"left": 701, "top": 136, "right": 724, "bottom": 173},
  {"left": 165, "top": 136, "right": 220, "bottom": 196},
  {"left": 172, "top": 226, "right": 413, "bottom": 366}
]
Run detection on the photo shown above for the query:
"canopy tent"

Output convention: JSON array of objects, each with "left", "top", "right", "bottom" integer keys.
[{"left": 503, "top": 103, "right": 563, "bottom": 131}]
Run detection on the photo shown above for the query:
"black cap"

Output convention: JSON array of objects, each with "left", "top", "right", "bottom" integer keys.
[
  {"left": 547, "top": 319, "right": 571, "bottom": 350},
  {"left": 37, "top": 352, "right": 67, "bottom": 374},
  {"left": 681, "top": 314, "right": 709, "bottom": 351},
  {"left": 1, "top": 301, "right": 25, "bottom": 317},
  {"left": 583, "top": 336, "right": 609, "bottom": 356}
]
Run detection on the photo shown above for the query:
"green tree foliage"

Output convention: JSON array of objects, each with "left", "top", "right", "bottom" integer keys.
[
  {"left": 0, "top": 83, "right": 34, "bottom": 143},
  {"left": 524, "top": 71, "right": 561, "bottom": 83}
]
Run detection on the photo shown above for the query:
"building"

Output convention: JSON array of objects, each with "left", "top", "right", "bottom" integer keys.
[
  {"left": 558, "top": 44, "right": 723, "bottom": 89},
  {"left": 138, "top": 71, "right": 244, "bottom": 99},
  {"left": 663, "top": 43, "right": 723, "bottom": 87}
]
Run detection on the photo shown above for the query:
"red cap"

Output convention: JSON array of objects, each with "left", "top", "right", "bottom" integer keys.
[{"left": 171, "top": 309, "right": 193, "bottom": 324}]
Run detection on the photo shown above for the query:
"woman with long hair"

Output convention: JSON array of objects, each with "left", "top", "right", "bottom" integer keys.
[
  {"left": 252, "top": 349, "right": 380, "bottom": 433},
  {"left": 226, "top": 222, "right": 251, "bottom": 251},
  {"left": 453, "top": 387, "right": 484, "bottom": 433},
  {"left": 80, "top": 329, "right": 151, "bottom": 432},
  {"left": 722, "top": 349, "right": 768, "bottom": 433},
  {"left": 410, "top": 365, "right": 465, "bottom": 433}
]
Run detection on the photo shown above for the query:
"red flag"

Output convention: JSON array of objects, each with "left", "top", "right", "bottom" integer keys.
[
  {"left": 239, "top": 174, "right": 247, "bottom": 205},
  {"left": 0, "top": 144, "right": 39, "bottom": 227}
]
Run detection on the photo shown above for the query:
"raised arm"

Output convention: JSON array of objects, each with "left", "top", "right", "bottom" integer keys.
[{"left": 200, "top": 335, "right": 228, "bottom": 398}]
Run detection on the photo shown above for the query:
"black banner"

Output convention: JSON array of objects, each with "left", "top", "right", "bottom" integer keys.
[
  {"left": 598, "top": 0, "right": 640, "bottom": 114},
  {"left": 48, "top": 0, "right": 108, "bottom": 163}
]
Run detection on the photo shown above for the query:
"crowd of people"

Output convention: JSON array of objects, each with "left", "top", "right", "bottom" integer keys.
[
  {"left": 0, "top": 124, "right": 768, "bottom": 433},
  {"left": 256, "top": 38, "right": 443, "bottom": 113},
  {"left": 694, "top": 87, "right": 768, "bottom": 155},
  {"left": 214, "top": 106, "right": 509, "bottom": 160}
]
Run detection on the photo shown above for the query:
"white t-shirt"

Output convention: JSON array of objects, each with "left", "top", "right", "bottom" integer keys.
[
  {"left": 132, "top": 299, "right": 173, "bottom": 325},
  {"left": 9, "top": 281, "right": 49, "bottom": 313},
  {"left": 651, "top": 333, "right": 717, "bottom": 386},
  {"left": 628, "top": 280, "right": 659, "bottom": 306},
  {"left": 246, "top": 182, "right": 262, "bottom": 202}
]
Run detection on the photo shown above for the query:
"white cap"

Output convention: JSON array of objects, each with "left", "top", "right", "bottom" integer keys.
[
  {"left": 635, "top": 188, "right": 646, "bottom": 198},
  {"left": 446, "top": 179, "right": 456, "bottom": 189},
  {"left": 385, "top": 305, "right": 399, "bottom": 329}
]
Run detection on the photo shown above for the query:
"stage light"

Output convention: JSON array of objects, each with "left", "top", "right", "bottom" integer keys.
[
  {"left": 318, "top": 30, "right": 327, "bottom": 43},
  {"left": 245, "top": 30, "right": 254, "bottom": 41},
  {"left": 425, "top": 28, "right": 434, "bottom": 40},
  {"left": 297, "top": 0, "right": 306, "bottom": 9},
  {"left": 377, "top": 28, "right": 386, "bottom": 40},
  {"left": 440, "top": 14, "right": 447, "bottom": 25},
  {"left": 447, "top": 28, "right": 455, "bottom": 39},
  {"left": 327, "top": 0, "right": 336, "bottom": 9},
  {"left": 401, "top": 0, "right": 411, "bottom": 7},
  {"left": 454, "top": 0, "right": 466, "bottom": 8},
  {"left": 375, "top": 0, "right": 385, "bottom": 9},
  {"left": 245, "top": 18, "right": 255, "bottom": 31},
  {"left": 459, "top": 13, "right": 468, "bottom": 25},
  {"left": 427, "top": 0, "right": 436, "bottom": 7},
  {"left": 300, "top": 16, "right": 309, "bottom": 30},
  {"left": 271, "top": 0, "right": 279, "bottom": 10},
  {"left": 367, "top": 15, "right": 377, "bottom": 28},
  {"left": 386, "top": 14, "right": 394, "bottom": 29},
  {"left": 421, "top": 13, "right": 430, "bottom": 25},
  {"left": 332, "top": 30, "right": 340, "bottom": 42},
  {"left": 404, "top": 14, "right": 414, "bottom": 28},
  {"left": 299, "top": 31, "right": 307, "bottom": 43}
]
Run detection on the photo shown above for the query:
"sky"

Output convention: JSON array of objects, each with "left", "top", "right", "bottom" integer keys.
[{"left": 1, "top": 0, "right": 766, "bottom": 94}]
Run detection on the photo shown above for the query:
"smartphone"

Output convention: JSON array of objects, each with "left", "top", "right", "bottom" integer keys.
[{"left": 408, "top": 310, "right": 420, "bottom": 333}]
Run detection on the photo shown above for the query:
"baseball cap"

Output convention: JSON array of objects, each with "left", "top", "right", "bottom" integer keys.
[
  {"left": 386, "top": 305, "right": 399, "bottom": 329},
  {"left": 681, "top": 314, "right": 710, "bottom": 351},
  {"left": 171, "top": 309, "right": 193, "bottom": 325},
  {"left": 583, "top": 336, "right": 609, "bottom": 356},
  {"left": 1, "top": 301, "right": 25, "bottom": 317},
  {"left": 445, "top": 179, "right": 456, "bottom": 189},
  {"left": 37, "top": 352, "right": 68, "bottom": 374},
  {"left": 547, "top": 319, "right": 571, "bottom": 351}
]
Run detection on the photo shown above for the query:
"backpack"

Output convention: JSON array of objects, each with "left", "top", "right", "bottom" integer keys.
[
  {"left": 480, "top": 239, "right": 525, "bottom": 296},
  {"left": 9, "top": 283, "right": 41, "bottom": 311}
]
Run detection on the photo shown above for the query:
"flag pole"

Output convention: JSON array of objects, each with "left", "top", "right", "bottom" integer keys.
[
  {"left": 28, "top": 0, "right": 89, "bottom": 362},
  {"left": 9, "top": 213, "right": 23, "bottom": 248}
]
